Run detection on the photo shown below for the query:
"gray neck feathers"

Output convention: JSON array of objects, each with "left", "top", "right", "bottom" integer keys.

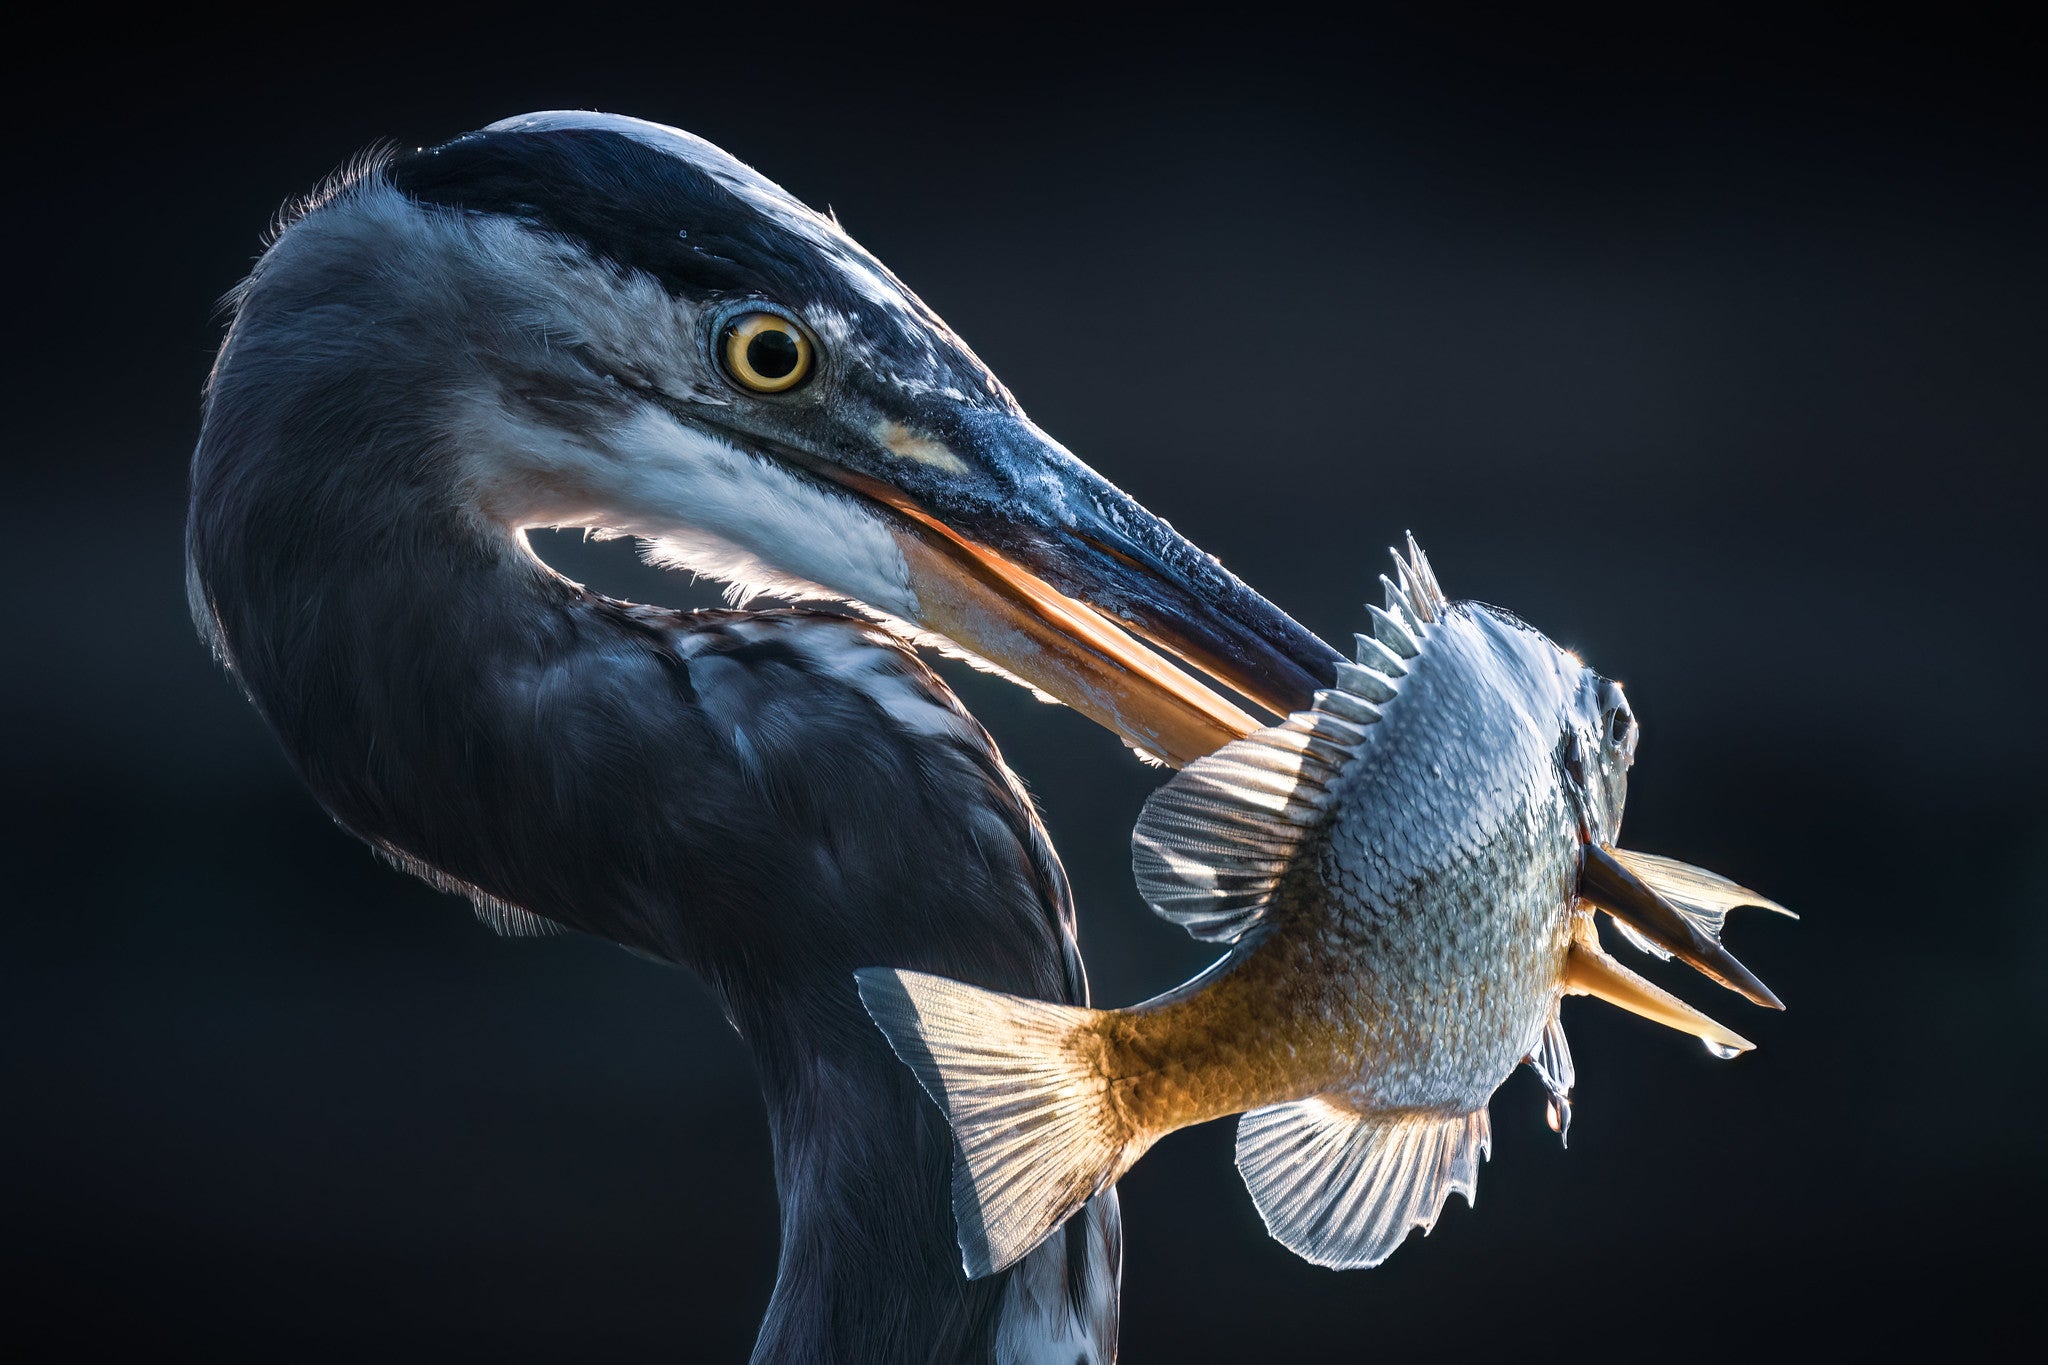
[{"left": 188, "top": 184, "right": 1113, "bottom": 1363}]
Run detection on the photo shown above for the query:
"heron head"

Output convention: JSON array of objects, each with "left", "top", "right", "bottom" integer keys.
[{"left": 372, "top": 112, "right": 1335, "bottom": 764}]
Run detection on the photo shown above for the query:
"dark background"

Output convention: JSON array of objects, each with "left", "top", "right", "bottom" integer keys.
[{"left": 7, "top": 6, "right": 2043, "bottom": 1359}]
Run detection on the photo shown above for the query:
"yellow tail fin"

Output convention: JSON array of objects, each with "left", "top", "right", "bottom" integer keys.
[{"left": 855, "top": 967, "right": 1136, "bottom": 1277}]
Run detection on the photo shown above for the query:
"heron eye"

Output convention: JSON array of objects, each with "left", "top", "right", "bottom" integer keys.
[{"left": 721, "top": 312, "right": 813, "bottom": 393}]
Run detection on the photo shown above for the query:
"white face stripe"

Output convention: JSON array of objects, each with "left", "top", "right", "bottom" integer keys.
[
  {"left": 465, "top": 384, "right": 919, "bottom": 618},
  {"left": 625, "top": 411, "right": 920, "bottom": 617},
  {"left": 370, "top": 125, "right": 1023, "bottom": 646},
  {"left": 333, "top": 181, "right": 914, "bottom": 628}
]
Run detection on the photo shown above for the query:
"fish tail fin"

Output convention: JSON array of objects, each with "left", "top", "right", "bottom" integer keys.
[
  {"left": 1236, "top": 1096, "right": 1491, "bottom": 1270},
  {"left": 855, "top": 967, "right": 1141, "bottom": 1278}
]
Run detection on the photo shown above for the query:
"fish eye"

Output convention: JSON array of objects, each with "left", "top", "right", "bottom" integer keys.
[
  {"left": 1606, "top": 706, "right": 1636, "bottom": 751},
  {"left": 720, "top": 312, "right": 814, "bottom": 394}
]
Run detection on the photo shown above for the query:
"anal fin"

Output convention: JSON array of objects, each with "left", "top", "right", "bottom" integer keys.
[{"left": 1235, "top": 1097, "right": 1490, "bottom": 1270}]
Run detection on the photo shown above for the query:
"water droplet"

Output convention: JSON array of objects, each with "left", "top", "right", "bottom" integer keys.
[
  {"left": 1545, "top": 1094, "right": 1572, "bottom": 1144},
  {"left": 1702, "top": 1039, "right": 1741, "bottom": 1060},
  {"left": 676, "top": 228, "right": 689, "bottom": 238}
]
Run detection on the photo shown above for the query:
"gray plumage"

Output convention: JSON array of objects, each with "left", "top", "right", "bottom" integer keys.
[
  {"left": 188, "top": 110, "right": 1345, "bottom": 1358},
  {"left": 186, "top": 119, "right": 1169, "bottom": 1362}
]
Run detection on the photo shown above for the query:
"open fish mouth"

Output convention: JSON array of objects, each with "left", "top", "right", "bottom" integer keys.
[
  {"left": 1352, "top": 540, "right": 1792, "bottom": 1054},
  {"left": 1567, "top": 842, "right": 1794, "bottom": 1053},
  {"left": 1580, "top": 844, "right": 1784, "bottom": 1007},
  {"left": 857, "top": 538, "right": 1799, "bottom": 1282}
]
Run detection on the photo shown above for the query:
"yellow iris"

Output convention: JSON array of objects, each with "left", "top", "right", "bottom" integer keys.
[{"left": 721, "top": 312, "right": 813, "bottom": 393}]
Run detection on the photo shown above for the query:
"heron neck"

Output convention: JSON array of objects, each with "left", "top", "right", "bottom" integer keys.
[
  {"left": 188, "top": 309, "right": 1111, "bottom": 1361},
  {"left": 741, "top": 996, "right": 1116, "bottom": 1365},
  {"left": 190, "top": 464, "right": 1111, "bottom": 1363},
  {"left": 747, "top": 1026, "right": 997, "bottom": 1362}
]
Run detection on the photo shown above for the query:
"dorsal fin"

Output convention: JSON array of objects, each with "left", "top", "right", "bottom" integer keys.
[
  {"left": 1390, "top": 534, "right": 1448, "bottom": 625},
  {"left": 1135, "top": 545, "right": 1448, "bottom": 943}
]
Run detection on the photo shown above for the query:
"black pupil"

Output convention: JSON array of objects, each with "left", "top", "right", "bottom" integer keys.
[{"left": 745, "top": 326, "right": 800, "bottom": 379}]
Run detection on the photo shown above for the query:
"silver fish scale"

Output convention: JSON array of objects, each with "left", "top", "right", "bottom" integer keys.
[
  {"left": 855, "top": 551, "right": 1778, "bottom": 1281},
  {"left": 1304, "top": 604, "right": 1582, "bottom": 1113}
]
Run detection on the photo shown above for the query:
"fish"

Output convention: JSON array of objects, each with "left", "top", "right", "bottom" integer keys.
[{"left": 856, "top": 539, "right": 1792, "bottom": 1276}]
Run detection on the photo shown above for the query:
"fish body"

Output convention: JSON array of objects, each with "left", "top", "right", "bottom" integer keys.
[{"left": 859, "top": 542, "right": 1789, "bottom": 1276}]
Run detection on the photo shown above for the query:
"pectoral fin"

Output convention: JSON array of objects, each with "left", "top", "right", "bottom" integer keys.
[
  {"left": 1565, "top": 939, "right": 1755, "bottom": 1054},
  {"left": 1130, "top": 709, "right": 1357, "bottom": 943},
  {"left": 1524, "top": 1011, "right": 1576, "bottom": 1143},
  {"left": 1134, "top": 542, "right": 1454, "bottom": 945}
]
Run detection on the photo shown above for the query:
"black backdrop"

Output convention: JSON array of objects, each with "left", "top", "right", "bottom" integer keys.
[{"left": 8, "top": 7, "right": 2044, "bottom": 1359}]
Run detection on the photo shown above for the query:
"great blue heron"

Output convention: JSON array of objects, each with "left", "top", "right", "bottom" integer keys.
[{"left": 187, "top": 112, "right": 1339, "bottom": 1361}]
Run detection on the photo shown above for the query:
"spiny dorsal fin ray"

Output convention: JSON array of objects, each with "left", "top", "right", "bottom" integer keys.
[
  {"left": 1367, "top": 604, "right": 1422, "bottom": 659},
  {"left": 1236, "top": 1098, "right": 1490, "bottom": 1270},
  {"left": 1137, "top": 548, "right": 1448, "bottom": 944},
  {"left": 1316, "top": 689, "right": 1382, "bottom": 728},
  {"left": 1390, "top": 534, "right": 1448, "bottom": 625},
  {"left": 1384, "top": 536, "right": 1449, "bottom": 626},
  {"left": 1379, "top": 575, "right": 1421, "bottom": 631},
  {"left": 1348, "top": 637, "right": 1407, "bottom": 684}
]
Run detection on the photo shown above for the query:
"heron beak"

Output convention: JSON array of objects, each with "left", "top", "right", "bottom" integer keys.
[
  {"left": 827, "top": 414, "right": 1340, "bottom": 767},
  {"left": 875, "top": 488, "right": 1265, "bottom": 765}
]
